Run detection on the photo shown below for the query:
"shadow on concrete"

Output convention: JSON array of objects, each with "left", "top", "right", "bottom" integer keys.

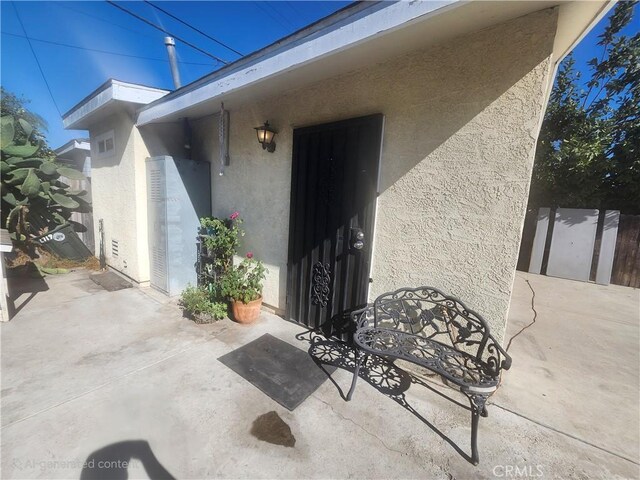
[
  {"left": 5, "top": 265, "right": 49, "bottom": 319},
  {"left": 296, "top": 329, "right": 475, "bottom": 464},
  {"left": 80, "top": 440, "right": 175, "bottom": 480}
]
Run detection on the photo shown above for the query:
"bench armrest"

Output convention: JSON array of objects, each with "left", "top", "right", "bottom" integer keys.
[
  {"left": 350, "top": 305, "right": 375, "bottom": 330},
  {"left": 481, "top": 334, "right": 512, "bottom": 376}
]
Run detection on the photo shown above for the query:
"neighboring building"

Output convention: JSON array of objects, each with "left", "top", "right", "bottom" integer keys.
[
  {"left": 54, "top": 139, "right": 94, "bottom": 253},
  {"left": 63, "top": 81, "right": 169, "bottom": 282},
  {"left": 62, "top": 0, "right": 614, "bottom": 341}
]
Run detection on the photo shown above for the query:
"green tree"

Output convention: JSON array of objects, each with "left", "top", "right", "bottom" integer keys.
[
  {"left": 530, "top": 1, "right": 639, "bottom": 213},
  {"left": 1, "top": 90, "right": 90, "bottom": 254},
  {"left": 0, "top": 87, "right": 53, "bottom": 157}
]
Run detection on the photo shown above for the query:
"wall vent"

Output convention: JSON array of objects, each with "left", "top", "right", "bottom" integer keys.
[
  {"left": 149, "top": 169, "right": 163, "bottom": 202},
  {"left": 111, "top": 239, "right": 119, "bottom": 258}
]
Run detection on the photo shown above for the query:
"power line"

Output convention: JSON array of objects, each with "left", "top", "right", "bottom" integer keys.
[
  {"left": 285, "top": 1, "right": 306, "bottom": 22},
  {"left": 54, "top": 1, "right": 157, "bottom": 41},
  {"left": 272, "top": 2, "right": 302, "bottom": 29},
  {"left": 142, "top": 1, "right": 243, "bottom": 57},
  {"left": 1, "top": 31, "right": 214, "bottom": 66},
  {"left": 254, "top": 1, "right": 293, "bottom": 31},
  {"left": 11, "top": 2, "right": 62, "bottom": 116},
  {"left": 105, "top": 1, "right": 229, "bottom": 65}
]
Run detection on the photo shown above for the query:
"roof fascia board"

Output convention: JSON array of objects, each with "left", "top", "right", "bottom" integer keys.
[
  {"left": 553, "top": 0, "right": 616, "bottom": 64},
  {"left": 63, "top": 79, "right": 168, "bottom": 130},
  {"left": 55, "top": 138, "right": 85, "bottom": 155},
  {"left": 137, "top": 0, "right": 461, "bottom": 125},
  {"left": 55, "top": 139, "right": 90, "bottom": 157}
]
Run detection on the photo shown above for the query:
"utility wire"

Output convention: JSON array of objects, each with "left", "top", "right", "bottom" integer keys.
[
  {"left": 142, "top": 1, "right": 243, "bottom": 57},
  {"left": 54, "top": 1, "right": 157, "bottom": 41},
  {"left": 254, "top": 1, "right": 293, "bottom": 31},
  {"left": 11, "top": 2, "right": 62, "bottom": 116},
  {"left": 285, "top": 1, "right": 306, "bottom": 22},
  {"left": 105, "top": 1, "right": 229, "bottom": 65},
  {"left": 1, "top": 31, "right": 214, "bottom": 66},
  {"left": 272, "top": 1, "right": 301, "bottom": 29}
]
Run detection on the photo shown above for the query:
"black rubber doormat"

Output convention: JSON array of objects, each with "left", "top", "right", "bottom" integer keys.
[
  {"left": 218, "top": 333, "right": 335, "bottom": 411},
  {"left": 90, "top": 271, "right": 132, "bottom": 292}
]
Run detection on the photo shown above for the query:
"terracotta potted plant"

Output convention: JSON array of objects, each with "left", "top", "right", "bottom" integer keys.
[{"left": 221, "top": 253, "right": 267, "bottom": 324}]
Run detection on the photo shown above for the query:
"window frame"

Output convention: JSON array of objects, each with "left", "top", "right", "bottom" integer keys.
[{"left": 93, "top": 130, "right": 115, "bottom": 159}]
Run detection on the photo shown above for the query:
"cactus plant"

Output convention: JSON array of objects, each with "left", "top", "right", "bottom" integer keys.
[{"left": 0, "top": 115, "right": 90, "bottom": 254}]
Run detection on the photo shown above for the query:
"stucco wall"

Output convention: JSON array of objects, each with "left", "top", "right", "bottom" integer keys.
[
  {"left": 89, "top": 109, "right": 151, "bottom": 284},
  {"left": 189, "top": 9, "right": 558, "bottom": 339}
]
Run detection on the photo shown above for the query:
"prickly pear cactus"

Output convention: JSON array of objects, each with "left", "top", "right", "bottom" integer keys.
[{"left": 1, "top": 115, "right": 90, "bottom": 251}]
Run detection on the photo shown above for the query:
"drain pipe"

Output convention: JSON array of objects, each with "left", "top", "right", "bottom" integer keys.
[{"left": 164, "top": 37, "right": 192, "bottom": 158}]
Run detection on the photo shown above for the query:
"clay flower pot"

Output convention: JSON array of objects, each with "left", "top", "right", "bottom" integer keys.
[{"left": 231, "top": 296, "right": 262, "bottom": 324}]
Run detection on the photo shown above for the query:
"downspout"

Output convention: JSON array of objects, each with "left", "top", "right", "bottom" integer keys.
[{"left": 164, "top": 37, "right": 192, "bottom": 158}]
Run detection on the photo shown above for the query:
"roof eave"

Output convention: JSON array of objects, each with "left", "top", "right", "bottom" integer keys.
[
  {"left": 136, "top": 0, "right": 464, "bottom": 125},
  {"left": 63, "top": 79, "right": 169, "bottom": 130}
]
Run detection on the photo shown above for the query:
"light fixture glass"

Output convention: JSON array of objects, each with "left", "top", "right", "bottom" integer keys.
[{"left": 254, "top": 121, "right": 277, "bottom": 152}]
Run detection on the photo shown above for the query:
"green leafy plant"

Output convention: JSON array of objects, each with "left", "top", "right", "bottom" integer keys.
[
  {"left": 1, "top": 113, "right": 90, "bottom": 252},
  {"left": 200, "top": 212, "right": 244, "bottom": 274},
  {"left": 220, "top": 254, "right": 267, "bottom": 304},
  {"left": 179, "top": 284, "right": 227, "bottom": 322}
]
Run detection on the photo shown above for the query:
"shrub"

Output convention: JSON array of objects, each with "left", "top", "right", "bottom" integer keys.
[
  {"left": 179, "top": 285, "right": 226, "bottom": 322},
  {"left": 200, "top": 212, "right": 244, "bottom": 274}
]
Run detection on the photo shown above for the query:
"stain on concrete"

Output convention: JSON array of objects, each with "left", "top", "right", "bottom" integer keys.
[{"left": 250, "top": 411, "right": 295, "bottom": 447}]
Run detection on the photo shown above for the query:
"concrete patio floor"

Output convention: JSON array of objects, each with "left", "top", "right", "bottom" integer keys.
[{"left": 1, "top": 270, "right": 638, "bottom": 479}]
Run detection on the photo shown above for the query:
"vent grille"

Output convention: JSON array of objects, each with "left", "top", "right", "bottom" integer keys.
[
  {"left": 111, "top": 239, "right": 119, "bottom": 258},
  {"left": 151, "top": 246, "right": 167, "bottom": 290},
  {"left": 150, "top": 170, "right": 163, "bottom": 202}
]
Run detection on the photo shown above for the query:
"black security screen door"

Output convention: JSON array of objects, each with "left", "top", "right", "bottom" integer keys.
[{"left": 286, "top": 114, "right": 383, "bottom": 337}]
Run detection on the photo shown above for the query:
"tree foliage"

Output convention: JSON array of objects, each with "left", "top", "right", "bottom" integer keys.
[
  {"left": 0, "top": 87, "right": 53, "bottom": 157},
  {"left": 0, "top": 90, "right": 90, "bottom": 254},
  {"left": 530, "top": 1, "right": 639, "bottom": 213}
]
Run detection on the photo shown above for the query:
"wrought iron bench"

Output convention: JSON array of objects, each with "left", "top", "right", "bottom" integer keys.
[{"left": 347, "top": 286, "right": 512, "bottom": 465}]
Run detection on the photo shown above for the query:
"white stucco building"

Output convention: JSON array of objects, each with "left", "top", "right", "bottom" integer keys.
[{"left": 62, "top": 0, "right": 614, "bottom": 340}]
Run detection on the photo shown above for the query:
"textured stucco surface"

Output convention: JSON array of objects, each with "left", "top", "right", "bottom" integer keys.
[
  {"left": 89, "top": 110, "right": 151, "bottom": 284},
  {"left": 188, "top": 9, "right": 557, "bottom": 336}
]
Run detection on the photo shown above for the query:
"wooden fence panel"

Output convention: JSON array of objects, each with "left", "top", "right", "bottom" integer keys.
[{"left": 611, "top": 215, "right": 640, "bottom": 288}]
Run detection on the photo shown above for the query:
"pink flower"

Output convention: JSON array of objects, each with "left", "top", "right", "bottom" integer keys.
[
  {"left": 246, "top": 252, "right": 254, "bottom": 259},
  {"left": 229, "top": 211, "right": 239, "bottom": 220}
]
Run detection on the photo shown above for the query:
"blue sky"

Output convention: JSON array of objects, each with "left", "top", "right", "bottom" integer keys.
[{"left": 0, "top": 1, "right": 636, "bottom": 149}]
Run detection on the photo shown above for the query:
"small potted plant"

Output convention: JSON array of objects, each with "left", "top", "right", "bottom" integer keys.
[
  {"left": 179, "top": 284, "right": 227, "bottom": 324},
  {"left": 220, "top": 253, "right": 267, "bottom": 324}
]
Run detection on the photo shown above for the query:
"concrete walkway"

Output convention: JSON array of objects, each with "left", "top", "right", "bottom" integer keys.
[{"left": 1, "top": 271, "right": 638, "bottom": 479}]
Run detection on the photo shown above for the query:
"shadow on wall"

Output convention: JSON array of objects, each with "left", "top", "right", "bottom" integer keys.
[
  {"left": 80, "top": 440, "right": 175, "bottom": 480},
  {"left": 376, "top": 28, "right": 555, "bottom": 194},
  {"left": 89, "top": 111, "right": 135, "bottom": 170},
  {"left": 138, "top": 123, "right": 188, "bottom": 160}
]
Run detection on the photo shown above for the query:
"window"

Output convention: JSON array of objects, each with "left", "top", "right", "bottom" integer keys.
[{"left": 94, "top": 130, "right": 115, "bottom": 158}]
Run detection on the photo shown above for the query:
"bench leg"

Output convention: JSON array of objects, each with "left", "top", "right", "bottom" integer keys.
[
  {"left": 468, "top": 394, "right": 488, "bottom": 465},
  {"left": 346, "top": 349, "right": 366, "bottom": 401}
]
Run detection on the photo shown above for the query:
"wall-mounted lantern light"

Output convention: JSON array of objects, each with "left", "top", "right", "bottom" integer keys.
[{"left": 254, "top": 121, "right": 277, "bottom": 153}]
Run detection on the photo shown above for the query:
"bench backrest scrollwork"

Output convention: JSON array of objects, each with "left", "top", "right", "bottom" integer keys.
[{"left": 372, "top": 286, "right": 511, "bottom": 378}]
